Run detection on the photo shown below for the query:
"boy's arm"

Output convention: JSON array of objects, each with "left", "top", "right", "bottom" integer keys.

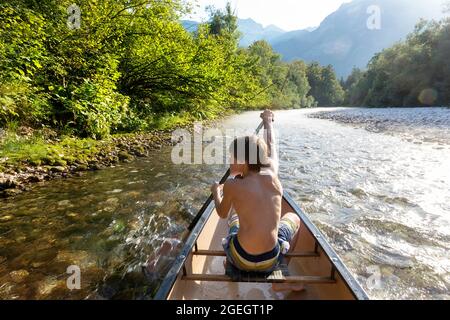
[
  {"left": 261, "top": 110, "right": 279, "bottom": 175},
  {"left": 211, "top": 181, "right": 233, "bottom": 219}
]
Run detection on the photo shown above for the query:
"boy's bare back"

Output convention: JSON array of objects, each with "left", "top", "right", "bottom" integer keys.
[
  {"left": 225, "top": 166, "right": 283, "bottom": 255},
  {"left": 212, "top": 110, "right": 285, "bottom": 256}
]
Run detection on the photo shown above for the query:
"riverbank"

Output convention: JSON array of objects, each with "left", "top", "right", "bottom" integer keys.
[
  {"left": 0, "top": 128, "right": 178, "bottom": 198},
  {"left": 0, "top": 107, "right": 237, "bottom": 199},
  {"left": 0, "top": 128, "right": 176, "bottom": 198}
]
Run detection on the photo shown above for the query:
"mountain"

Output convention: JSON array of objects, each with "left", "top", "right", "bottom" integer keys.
[
  {"left": 181, "top": 20, "right": 201, "bottom": 32},
  {"left": 180, "top": 18, "right": 286, "bottom": 47},
  {"left": 269, "top": 29, "right": 310, "bottom": 46},
  {"left": 237, "top": 18, "right": 285, "bottom": 46},
  {"left": 181, "top": 0, "right": 446, "bottom": 78},
  {"left": 272, "top": 0, "right": 446, "bottom": 78}
]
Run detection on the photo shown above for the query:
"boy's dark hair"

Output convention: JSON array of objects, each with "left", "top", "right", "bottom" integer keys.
[{"left": 230, "top": 135, "right": 271, "bottom": 173}]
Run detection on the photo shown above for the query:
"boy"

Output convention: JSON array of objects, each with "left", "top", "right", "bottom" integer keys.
[{"left": 211, "top": 110, "right": 301, "bottom": 289}]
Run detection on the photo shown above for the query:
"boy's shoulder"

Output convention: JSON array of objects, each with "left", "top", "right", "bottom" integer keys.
[
  {"left": 224, "top": 177, "right": 246, "bottom": 193},
  {"left": 224, "top": 178, "right": 240, "bottom": 188}
]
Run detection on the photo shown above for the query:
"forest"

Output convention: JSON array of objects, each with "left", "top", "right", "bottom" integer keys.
[
  {"left": 1, "top": 0, "right": 448, "bottom": 149},
  {"left": 343, "top": 15, "right": 450, "bottom": 107},
  {"left": 0, "top": 0, "right": 343, "bottom": 140}
]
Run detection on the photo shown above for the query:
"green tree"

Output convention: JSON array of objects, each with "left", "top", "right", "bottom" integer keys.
[
  {"left": 343, "top": 68, "right": 365, "bottom": 105},
  {"left": 207, "top": 2, "right": 240, "bottom": 42},
  {"left": 0, "top": 0, "right": 345, "bottom": 141},
  {"left": 307, "top": 63, "right": 344, "bottom": 106},
  {"left": 0, "top": 3, "right": 50, "bottom": 125},
  {"left": 345, "top": 18, "right": 450, "bottom": 107}
]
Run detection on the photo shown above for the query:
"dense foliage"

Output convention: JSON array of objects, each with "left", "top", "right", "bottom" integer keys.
[
  {"left": 0, "top": 1, "right": 344, "bottom": 139},
  {"left": 343, "top": 17, "right": 450, "bottom": 107},
  {"left": 307, "top": 62, "right": 344, "bottom": 107}
]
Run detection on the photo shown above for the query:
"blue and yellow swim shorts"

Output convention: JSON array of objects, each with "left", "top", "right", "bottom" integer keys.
[{"left": 222, "top": 214, "right": 299, "bottom": 272}]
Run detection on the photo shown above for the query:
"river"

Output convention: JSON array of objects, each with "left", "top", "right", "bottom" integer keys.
[{"left": 0, "top": 108, "right": 449, "bottom": 300}]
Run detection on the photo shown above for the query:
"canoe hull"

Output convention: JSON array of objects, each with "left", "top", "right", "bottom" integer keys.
[{"left": 163, "top": 194, "right": 368, "bottom": 300}]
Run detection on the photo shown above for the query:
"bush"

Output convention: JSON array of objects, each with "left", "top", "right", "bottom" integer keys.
[
  {"left": 0, "top": 4, "right": 50, "bottom": 126},
  {"left": 57, "top": 79, "right": 129, "bottom": 139}
]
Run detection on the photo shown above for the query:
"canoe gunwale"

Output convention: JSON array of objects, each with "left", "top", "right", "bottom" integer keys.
[
  {"left": 154, "top": 192, "right": 369, "bottom": 301},
  {"left": 154, "top": 200, "right": 216, "bottom": 300},
  {"left": 283, "top": 192, "right": 369, "bottom": 300}
]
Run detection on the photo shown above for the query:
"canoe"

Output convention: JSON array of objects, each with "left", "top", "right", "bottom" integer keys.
[
  {"left": 154, "top": 191, "right": 369, "bottom": 300},
  {"left": 154, "top": 121, "right": 368, "bottom": 300}
]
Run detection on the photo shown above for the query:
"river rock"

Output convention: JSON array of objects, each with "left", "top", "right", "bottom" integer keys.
[
  {"left": 0, "top": 178, "right": 7, "bottom": 190},
  {"left": 58, "top": 200, "right": 73, "bottom": 207},
  {"left": 127, "top": 220, "right": 141, "bottom": 231},
  {"left": 37, "top": 277, "right": 61, "bottom": 297},
  {"left": 124, "top": 191, "right": 141, "bottom": 199},
  {"left": 0, "top": 282, "right": 15, "bottom": 299},
  {"left": 2, "top": 189, "right": 22, "bottom": 197},
  {"left": 75, "top": 164, "right": 89, "bottom": 172},
  {"left": 0, "top": 237, "right": 14, "bottom": 247},
  {"left": 106, "top": 189, "right": 122, "bottom": 194},
  {"left": 105, "top": 197, "right": 120, "bottom": 205},
  {"left": 102, "top": 197, "right": 120, "bottom": 213},
  {"left": 27, "top": 175, "right": 44, "bottom": 183},
  {"left": 31, "top": 262, "right": 45, "bottom": 268},
  {"left": 15, "top": 236, "right": 27, "bottom": 243},
  {"left": 133, "top": 146, "right": 147, "bottom": 157},
  {"left": 51, "top": 166, "right": 66, "bottom": 173},
  {"left": 118, "top": 151, "right": 133, "bottom": 161},
  {"left": 9, "top": 270, "right": 30, "bottom": 283},
  {"left": 154, "top": 202, "right": 165, "bottom": 208},
  {"left": 18, "top": 126, "right": 34, "bottom": 136},
  {"left": 0, "top": 178, "right": 16, "bottom": 190},
  {"left": 0, "top": 215, "right": 14, "bottom": 222},
  {"left": 91, "top": 164, "right": 105, "bottom": 171},
  {"left": 55, "top": 250, "right": 96, "bottom": 269}
]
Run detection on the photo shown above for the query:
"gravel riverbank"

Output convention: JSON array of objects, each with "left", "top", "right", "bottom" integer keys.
[{"left": 0, "top": 131, "right": 175, "bottom": 198}]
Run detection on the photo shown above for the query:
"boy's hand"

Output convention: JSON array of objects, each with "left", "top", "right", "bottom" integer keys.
[
  {"left": 211, "top": 182, "right": 223, "bottom": 196},
  {"left": 260, "top": 109, "right": 274, "bottom": 124}
]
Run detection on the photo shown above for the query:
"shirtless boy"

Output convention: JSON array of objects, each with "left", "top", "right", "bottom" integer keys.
[{"left": 211, "top": 110, "right": 302, "bottom": 291}]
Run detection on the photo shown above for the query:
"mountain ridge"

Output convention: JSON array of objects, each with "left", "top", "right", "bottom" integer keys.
[
  {"left": 182, "top": 0, "right": 446, "bottom": 78},
  {"left": 272, "top": 0, "right": 445, "bottom": 77},
  {"left": 181, "top": 17, "right": 289, "bottom": 47}
]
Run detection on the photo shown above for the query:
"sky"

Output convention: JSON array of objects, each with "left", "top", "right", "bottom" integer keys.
[{"left": 183, "top": 0, "right": 353, "bottom": 31}]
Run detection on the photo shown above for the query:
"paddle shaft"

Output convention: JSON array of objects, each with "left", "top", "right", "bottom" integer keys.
[{"left": 187, "top": 120, "right": 267, "bottom": 231}]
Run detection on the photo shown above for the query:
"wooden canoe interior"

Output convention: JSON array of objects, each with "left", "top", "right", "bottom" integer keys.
[{"left": 167, "top": 198, "right": 357, "bottom": 300}]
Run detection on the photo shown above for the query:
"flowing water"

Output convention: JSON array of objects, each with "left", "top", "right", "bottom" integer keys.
[{"left": 0, "top": 108, "right": 449, "bottom": 300}]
